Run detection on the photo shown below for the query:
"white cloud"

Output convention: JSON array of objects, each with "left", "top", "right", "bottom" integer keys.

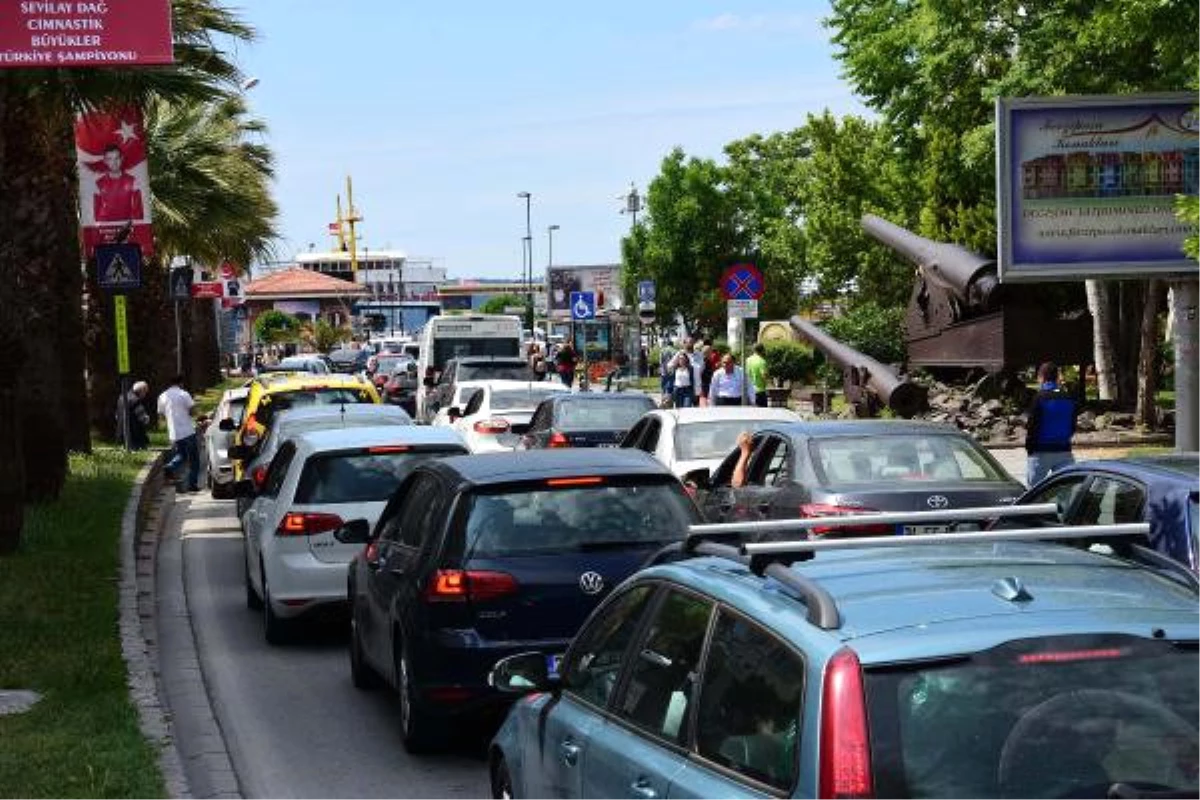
[{"left": 691, "top": 12, "right": 821, "bottom": 34}]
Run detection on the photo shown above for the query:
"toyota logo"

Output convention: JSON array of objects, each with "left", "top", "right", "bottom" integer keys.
[
  {"left": 579, "top": 571, "right": 605, "bottom": 595},
  {"left": 926, "top": 495, "right": 950, "bottom": 509}
]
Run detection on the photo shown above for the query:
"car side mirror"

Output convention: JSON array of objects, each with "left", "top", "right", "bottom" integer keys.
[
  {"left": 489, "top": 652, "right": 559, "bottom": 694},
  {"left": 447, "top": 407, "right": 462, "bottom": 421},
  {"left": 218, "top": 418, "right": 237, "bottom": 431},
  {"left": 334, "top": 519, "right": 372, "bottom": 544},
  {"left": 231, "top": 479, "right": 257, "bottom": 497},
  {"left": 682, "top": 468, "right": 711, "bottom": 492}
]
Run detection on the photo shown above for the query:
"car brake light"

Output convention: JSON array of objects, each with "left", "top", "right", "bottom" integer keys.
[
  {"left": 473, "top": 418, "right": 511, "bottom": 434},
  {"left": 423, "top": 569, "right": 518, "bottom": 603},
  {"left": 277, "top": 512, "right": 344, "bottom": 536},
  {"left": 367, "top": 445, "right": 410, "bottom": 453},
  {"left": 1018, "top": 647, "right": 1127, "bottom": 664},
  {"left": 251, "top": 465, "right": 269, "bottom": 488},
  {"left": 800, "top": 503, "right": 892, "bottom": 536},
  {"left": 819, "top": 648, "right": 874, "bottom": 799},
  {"left": 545, "top": 476, "right": 604, "bottom": 487},
  {"left": 548, "top": 432, "right": 570, "bottom": 448}
]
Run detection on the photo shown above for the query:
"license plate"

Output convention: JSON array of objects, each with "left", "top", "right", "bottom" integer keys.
[
  {"left": 901, "top": 524, "right": 952, "bottom": 536},
  {"left": 596, "top": 443, "right": 619, "bottom": 448},
  {"left": 547, "top": 653, "right": 565, "bottom": 677}
]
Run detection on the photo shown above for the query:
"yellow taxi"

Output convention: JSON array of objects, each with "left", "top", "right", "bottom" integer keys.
[{"left": 228, "top": 372, "right": 381, "bottom": 479}]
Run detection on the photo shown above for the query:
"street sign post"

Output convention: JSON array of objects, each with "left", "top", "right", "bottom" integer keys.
[
  {"left": 169, "top": 266, "right": 192, "bottom": 301},
  {"left": 720, "top": 263, "right": 765, "bottom": 392},
  {"left": 114, "top": 295, "right": 130, "bottom": 375},
  {"left": 570, "top": 291, "right": 596, "bottom": 321},
  {"left": 96, "top": 244, "right": 142, "bottom": 292},
  {"left": 727, "top": 299, "right": 759, "bottom": 318}
]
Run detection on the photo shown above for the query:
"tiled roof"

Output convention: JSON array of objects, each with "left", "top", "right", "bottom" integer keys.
[{"left": 244, "top": 268, "right": 368, "bottom": 297}]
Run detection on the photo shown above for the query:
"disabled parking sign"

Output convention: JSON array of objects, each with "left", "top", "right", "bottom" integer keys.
[{"left": 570, "top": 291, "right": 595, "bottom": 320}]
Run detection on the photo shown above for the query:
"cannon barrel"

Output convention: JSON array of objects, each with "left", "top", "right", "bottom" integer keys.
[
  {"left": 862, "top": 214, "right": 1000, "bottom": 312},
  {"left": 790, "top": 316, "right": 928, "bottom": 418}
]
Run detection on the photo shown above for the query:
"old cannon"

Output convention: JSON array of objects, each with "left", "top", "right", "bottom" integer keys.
[
  {"left": 862, "top": 214, "right": 1092, "bottom": 376},
  {"left": 789, "top": 316, "right": 928, "bottom": 418}
]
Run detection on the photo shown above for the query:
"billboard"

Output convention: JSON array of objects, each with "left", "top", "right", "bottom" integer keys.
[
  {"left": 996, "top": 93, "right": 1199, "bottom": 281},
  {"left": 546, "top": 264, "right": 621, "bottom": 319},
  {"left": 0, "top": 1, "right": 173, "bottom": 69},
  {"left": 76, "top": 105, "right": 155, "bottom": 258}
]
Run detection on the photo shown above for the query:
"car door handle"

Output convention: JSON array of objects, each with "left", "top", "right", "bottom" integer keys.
[
  {"left": 559, "top": 739, "right": 581, "bottom": 766},
  {"left": 630, "top": 778, "right": 658, "bottom": 799}
]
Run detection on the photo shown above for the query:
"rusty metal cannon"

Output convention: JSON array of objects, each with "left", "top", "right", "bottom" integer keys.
[
  {"left": 862, "top": 214, "right": 1092, "bottom": 375},
  {"left": 789, "top": 316, "right": 928, "bottom": 418}
]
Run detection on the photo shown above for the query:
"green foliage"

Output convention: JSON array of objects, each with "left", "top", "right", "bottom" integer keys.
[
  {"left": 309, "top": 319, "right": 349, "bottom": 353},
  {"left": 763, "top": 341, "right": 816, "bottom": 385},
  {"left": 823, "top": 302, "right": 907, "bottom": 366},
  {"left": 1177, "top": 195, "right": 1199, "bottom": 259},
  {"left": 480, "top": 294, "right": 527, "bottom": 315},
  {"left": 254, "top": 309, "right": 300, "bottom": 345}
]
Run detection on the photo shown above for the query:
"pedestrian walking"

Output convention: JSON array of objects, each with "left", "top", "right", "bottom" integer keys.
[
  {"left": 118, "top": 380, "right": 152, "bottom": 450},
  {"left": 671, "top": 351, "right": 699, "bottom": 408},
  {"left": 157, "top": 373, "right": 200, "bottom": 492},
  {"left": 699, "top": 344, "right": 716, "bottom": 407},
  {"left": 556, "top": 342, "right": 579, "bottom": 388},
  {"left": 709, "top": 353, "right": 755, "bottom": 406},
  {"left": 745, "top": 343, "right": 769, "bottom": 407},
  {"left": 1025, "top": 361, "right": 1078, "bottom": 486},
  {"left": 658, "top": 340, "right": 677, "bottom": 395}
]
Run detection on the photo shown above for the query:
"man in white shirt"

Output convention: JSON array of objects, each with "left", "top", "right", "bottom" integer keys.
[
  {"left": 157, "top": 374, "right": 200, "bottom": 492},
  {"left": 709, "top": 353, "right": 755, "bottom": 406}
]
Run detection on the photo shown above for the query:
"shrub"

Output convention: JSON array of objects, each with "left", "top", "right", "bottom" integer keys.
[
  {"left": 763, "top": 341, "right": 816, "bottom": 385},
  {"left": 822, "top": 302, "right": 906, "bottom": 365}
]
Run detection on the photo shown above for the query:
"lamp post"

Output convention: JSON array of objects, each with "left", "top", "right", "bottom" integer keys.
[
  {"left": 547, "top": 224, "right": 560, "bottom": 268},
  {"left": 516, "top": 191, "right": 533, "bottom": 330},
  {"left": 620, "top": 182, "right": 645, "bottom": 359}
]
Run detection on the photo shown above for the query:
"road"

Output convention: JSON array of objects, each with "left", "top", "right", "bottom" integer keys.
[{"left": 164, "top": 492, "right": 491, "bottom": 799}]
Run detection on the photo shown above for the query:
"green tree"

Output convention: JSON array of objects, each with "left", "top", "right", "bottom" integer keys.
[
  {"left": 479, "top": 294, "right": 527, "bottom": 315},
  {"left": 255, "top": 310, "right": 301, "bottom": 346}
]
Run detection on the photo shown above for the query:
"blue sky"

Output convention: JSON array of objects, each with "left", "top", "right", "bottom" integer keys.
[{"left": 230, "top": 1, "right": 867, "bottom": 278}]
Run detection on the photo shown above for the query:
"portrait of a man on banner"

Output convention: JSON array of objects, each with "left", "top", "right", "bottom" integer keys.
[{"left": 75, "top": 106, "right": 155, "bottom": 258}]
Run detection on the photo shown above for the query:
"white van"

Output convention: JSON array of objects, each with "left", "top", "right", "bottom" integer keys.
[{"left": 415, "top": 314, "right": 523, "bottom": 421}]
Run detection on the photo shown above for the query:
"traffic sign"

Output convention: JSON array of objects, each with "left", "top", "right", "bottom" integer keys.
[
  {"left": 637, "top": 280, "right": 656, "bottom": 304},
  {"left": 727, "top": 299, "right": 759, "bottom": 318},
  {"left": 570, "top": 291, "right": 595, "bottom": 320},
  {"left": 720, "top": 263, "right": 764, "bottom": 301},
  {"left": 96, "top": 244, "right": 142, "bottom": 292},
  {"left": 190, "top": 281, "right": 224, "bottom": 299},
  {"left": 169, "top": 266, "right": 192, "bottom": 301}
]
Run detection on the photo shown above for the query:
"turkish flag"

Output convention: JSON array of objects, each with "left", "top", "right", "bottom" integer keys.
[{"left": 76, "top": 105, "right": 154, "bottom": 258}]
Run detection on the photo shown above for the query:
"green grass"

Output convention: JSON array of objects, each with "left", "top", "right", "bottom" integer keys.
[{"left": 0, "top": 447, "right": 165, "bottom": 798}]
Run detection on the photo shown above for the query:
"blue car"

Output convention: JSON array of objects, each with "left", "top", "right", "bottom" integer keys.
[
  {"left": 1017, "top": 453, "right": 1199, "bottom": 571},
  {"left": 488, "top": 527, "right": 1199, "bottom": 798}
]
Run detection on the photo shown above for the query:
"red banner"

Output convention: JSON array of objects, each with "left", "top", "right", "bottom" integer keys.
[
  {"left": 191, "top": 282, "right": 224, "bottom": 299},
  {"left": 76, "top": 105, "right": 154, "bottom": 258},
  {"left": 0, "top": 1, "right": 173, "bottom": 69}
]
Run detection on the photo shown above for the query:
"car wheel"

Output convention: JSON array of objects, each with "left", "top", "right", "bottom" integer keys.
[
  {"left": 490, "top": 753, "right": 514, "bottom": 799},
  {"left": 395, "top": 641, "right": 442, "bottom": 752},
  {"left": 349, "top": 610, "right": 380, "bottom": 690},
  {"left": 244, "top": 549, "right": 262, "bottom": 611},
  {"left": 262, "top": 569, "right": 290, "bottom": 645}
]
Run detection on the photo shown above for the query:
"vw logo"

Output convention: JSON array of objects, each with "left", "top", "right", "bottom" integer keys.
[
  {"left": 926, "top": 495, "right": 950, "bottom": 509},
  {"left": 579, "top": 571, "right": 605, "bottom": 595}
]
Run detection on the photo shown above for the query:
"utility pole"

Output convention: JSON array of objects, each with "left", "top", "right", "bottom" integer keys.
[{"left": 345, "top": 176, "right": 362, "bottom": 281}]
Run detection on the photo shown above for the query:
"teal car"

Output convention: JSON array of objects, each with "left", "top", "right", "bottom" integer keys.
[{"left": 487, "top": 530, "right": 1198, "bottom": 798}]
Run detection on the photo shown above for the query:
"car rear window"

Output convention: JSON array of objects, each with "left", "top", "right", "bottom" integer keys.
[
  {"left": 257, "top": 387, "right": 374, "bottom": 426},
  {"left": 295, "top": 448, "right": 462, "bottom": 504},
  {"left": 490, "top": 387, "right": 563, "bottom": 411},
  {"left": 865, "top": 634, "right": 1199, "bottom": 798},
  {"left": 458, "top": 364, "right": 534, "bottom": 382},
  {"left": 464, "top": 479, "right": 700, "bottom": 557},
  {"left": 810, "top": 434, "right": 1010, "bottom": 485},
  {"left": 675, "top": 420, "right": 784, "bottom": 461},
  {"left": 554, "top": 398, "right": 655, "bottom": 430}
]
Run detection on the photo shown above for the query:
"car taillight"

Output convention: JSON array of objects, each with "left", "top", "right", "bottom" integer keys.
[
  {"left": 423, "top": 569, "right": 518, "bottom": 603},
  {"left": 819, "top": 648, "right": 874, "bottom": 799},
  {"left": 800, "top": 503, "right": 892, "bottom": 536},
  {"left": 548, "top": 432, "right": 570, "bottom": 448},
  {"left": 251, "top": 465, "right": 269, "bottom": 488},
  {"left": 277, "top": 512, "right": 344, "bottom": 537},
  {"left": 473, "top": 418, "right": 511, "bottom": 435}
]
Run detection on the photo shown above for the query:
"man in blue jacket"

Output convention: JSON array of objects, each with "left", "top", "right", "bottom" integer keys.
[{"left": 1025, "top": 362, "right": 1078, "bottom": 486}]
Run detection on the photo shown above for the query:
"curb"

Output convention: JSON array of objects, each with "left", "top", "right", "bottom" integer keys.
[{"left": 118, "top": 453, "right": 190, "bottom": 799}]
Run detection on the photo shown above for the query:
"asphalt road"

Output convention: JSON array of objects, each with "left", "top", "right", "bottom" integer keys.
[{"left": 170, "top": 492, "right": 491, "bottom": 799}]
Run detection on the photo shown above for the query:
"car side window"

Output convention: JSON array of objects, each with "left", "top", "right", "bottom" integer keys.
[
  {"left": 262, "top": 443, "right": 296, "bottom": 499},
  {"left": 375, "top": 480, "right": 413, "bottom": 544},
  {"left": 530, "top": 402, "right": 551, "bottom": 432},
  {"left": 621, "top": 419, "right": 647, "bottom": 449},
  {"left": 407, "top": 476, "right": 445, "bottom": 548},
  {"left": 394, "top": 474, "right": 437, "bottom": 548},
  {"left": 614, "top": 588, "right": 714, "bottom": 744},
  {"left": 1027, "top": 474, "right": 1090, "bottom": 518},
  {"left": 642, "top": 419, "right": 661, "bottom": 453},
  {"left": 746, "top": 436, "right": 786, "bottom": 487},
  {"left": 563, "top": 584, "right": 656, "bottom": 709},
  {"left": 695, "top": 610, "right": 804, "bottom": 793},
  {"left": 1074, "top": 476, "right": 1144, "bottom": 525}
]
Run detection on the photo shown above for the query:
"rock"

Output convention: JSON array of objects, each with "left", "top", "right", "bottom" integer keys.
[
  {"left": 1094, "top": 413, "right": 1111, "bottom": 431},
  {"left": 984, "top": 399, "right": 1005, "bottom": 414},
  {"left": 1109, "top": 412, "right": 1135, "bottom": 428},
  {"left": 1076, "top": 411, "right": 1097, "bottom": 432},
  {"left": 1011, "top": 426, "right": 1027, "bottom": 443}
]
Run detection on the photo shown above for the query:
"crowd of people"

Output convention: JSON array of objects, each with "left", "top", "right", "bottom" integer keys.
[{"left": 657, "top": 337, "right": 768, "bottom": 409}]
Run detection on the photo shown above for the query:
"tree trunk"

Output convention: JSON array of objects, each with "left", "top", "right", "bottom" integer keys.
[
  {"left": 85, "top": 262, "right": 120, "bottom": 441},
  {"left": 1085, "top": 279, "right": 1118, "bottom": 401},
  {"left": 1135, "top": 279, "right": 1165, "bottom": 428},
  {"left": 1114, "top": 281, "right": 1144, "bottom": 410}
]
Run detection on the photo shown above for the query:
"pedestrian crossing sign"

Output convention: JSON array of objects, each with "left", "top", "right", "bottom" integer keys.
[{"left": 96, "top": 244, "right": 142, "bottom": 292}]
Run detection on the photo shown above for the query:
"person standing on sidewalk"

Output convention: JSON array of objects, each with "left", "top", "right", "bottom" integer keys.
[
  {"left": 157, "top": 374, "right": 200, "bottom": 492},
  {"left": 745, "top": 344, "right": 769, "bottom": 408},
  {"left": 119, "top": 380, "right": 152, "bottom": 450},
  {"left": 1025, "top": 361, "right": 1078, "bottom": 486},
  {"left": 709, "top": 353, "right": 755, "bottom": 406}
]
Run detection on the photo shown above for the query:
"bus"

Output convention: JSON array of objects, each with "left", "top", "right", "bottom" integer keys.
[{"left": 415, "top": 314, "right": 523, "bottom": 421}]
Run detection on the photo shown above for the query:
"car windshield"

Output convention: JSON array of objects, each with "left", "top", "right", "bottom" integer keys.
[
  {"left": 257, "top": 388, "right": 374, "bottom": 426},
  {"left": 375, "top": 355, "right": 411, "bottom": 372},
  {"left": 278, "top": 357, "right": 319, "bottom": 371},
  {"left": 554, "top": 398, "right": 654, "bottom": 430},
  {"left": 464, "top": 480, "right": 699, "bottom": 557},
  {"left": 295, "top": 449, "right": 456, "bottom": 504},
  {"left": 433, "top": 339, "right": 520, "bottom": 369},
  {"left": 228, "top": 398, "right": 247, "bottom": 426},
  {"left": 675, "top": 419, "right": 786, "bottom": 461},
  {"left": 490, "top": 386, "right": 563, "bottom": 411},
  {"left": 457, "top": 363, "right": 534, "bottom": 382},
  {"left": 864, "top": 634, "right": 1199, "bottom": 798},
  {"left": 810, "top": 433, "right": 1010, "bottom": 485}
]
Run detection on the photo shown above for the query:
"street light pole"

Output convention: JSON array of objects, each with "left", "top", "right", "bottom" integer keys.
[
  {"left": 547, "top": 224, "right": 559, "bottom": 269},
  {"left": 517, "top": 191, "right": 533, "bottom": 330}
]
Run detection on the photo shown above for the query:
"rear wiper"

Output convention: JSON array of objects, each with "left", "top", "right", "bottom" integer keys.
[
  {"left": 577, "top": 540, "right": 675, "bottom": 552},
  {"left": 1107, "top": 782, "right": 1197, "bottom": 799}
]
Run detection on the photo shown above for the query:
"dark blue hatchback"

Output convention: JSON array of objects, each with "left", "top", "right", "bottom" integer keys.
[{"left": 342, "top": 449, "right": 701, "bottom": 752}]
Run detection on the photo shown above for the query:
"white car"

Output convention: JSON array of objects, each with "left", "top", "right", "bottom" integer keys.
[
  {"left": 239, "top": 425, "right": 468, "bottom": 643},
  {"left": 619, "top": 406, "right": 802, "bottom": 481},
  {"left": 432, "top": 379, "right": 569, "bottom": 453},
  {"left": 204, "top": 386, "right": 251, "bottom": 498}
]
